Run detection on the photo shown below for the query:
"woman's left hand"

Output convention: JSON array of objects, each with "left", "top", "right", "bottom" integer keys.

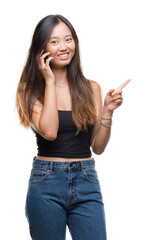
[
  {"left": 104, "top": 88, "right": 123, "bottom": 113},
  {"left": 103, "top": 79, "right": 131, "bottom": 114}
]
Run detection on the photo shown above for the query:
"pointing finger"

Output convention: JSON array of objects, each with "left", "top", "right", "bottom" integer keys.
[
  {"left": 112, "top": 79, "right": 131, "bottom": 95},
  {"left": 117, "top": 79, "right": 131, "bottom": 90}
]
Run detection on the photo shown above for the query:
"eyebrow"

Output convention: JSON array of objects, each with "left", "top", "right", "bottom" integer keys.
[{"left": 49, "top": 34, "right": 72, "bottom": 39}]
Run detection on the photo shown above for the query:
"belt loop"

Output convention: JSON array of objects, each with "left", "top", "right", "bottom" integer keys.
[
  {"left": 49, "top": 161, "right": 53, "bottom": 171},
  {"left": 80, "top": 161, "right": 86, "bottom": 173}
]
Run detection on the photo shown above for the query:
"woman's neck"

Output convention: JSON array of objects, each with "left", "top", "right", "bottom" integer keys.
[{"left": 52, "top": 67, "right": 68, "bottom": 84}]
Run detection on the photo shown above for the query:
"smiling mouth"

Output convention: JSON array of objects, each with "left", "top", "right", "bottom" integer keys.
[
  {"left": 57, "top": 52, "right": 70, "bottom": 60},
  {"left": 58, "top": 52, "right": 69, "bottom": 57}
]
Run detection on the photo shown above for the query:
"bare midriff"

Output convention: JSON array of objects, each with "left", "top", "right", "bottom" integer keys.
[{"left": 36, "top": 156, "right": 92, "bottom": 162}]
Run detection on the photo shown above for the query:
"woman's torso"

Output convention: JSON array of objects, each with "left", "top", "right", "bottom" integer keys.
[{"left": 37, "top": 84, "right": 92, "bottom": 162}]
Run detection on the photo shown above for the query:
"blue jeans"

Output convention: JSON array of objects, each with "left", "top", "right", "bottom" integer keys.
[{"left": 25, "top": 156, "right": 107, "bottom": 240}]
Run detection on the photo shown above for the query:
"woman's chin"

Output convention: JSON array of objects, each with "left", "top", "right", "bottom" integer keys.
[{"left": 52, "top": 61, "right": 71, "bottom": 69}]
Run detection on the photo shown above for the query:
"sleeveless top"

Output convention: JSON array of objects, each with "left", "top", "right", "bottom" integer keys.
[{"left": 33, "top": 110, "right": 94, "bottom": 158}]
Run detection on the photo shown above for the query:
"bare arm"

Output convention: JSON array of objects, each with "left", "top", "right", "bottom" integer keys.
[
  {"left": 31, "top": 50, "right": 59, "bottom": 140},
  {"left": 91, "top": 105, "right": 113, "bottom": 155},
  {"left": 38, "top": 81, "right": 59, "bottom": 140},
  {"left": 91, "top": 79, "right": 130, "bottom": 154},
  {"left": 90, "top": 81, "right": 112, "bottom": 154}
]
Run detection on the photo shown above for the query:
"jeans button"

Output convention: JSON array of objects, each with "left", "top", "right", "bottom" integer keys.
[{"left": 70, "top": 163, "right": 76, "bottom": 167}]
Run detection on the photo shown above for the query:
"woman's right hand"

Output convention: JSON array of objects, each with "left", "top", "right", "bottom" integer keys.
[{"left": 39, "top": 50, "right": 55, "bottom": 84}]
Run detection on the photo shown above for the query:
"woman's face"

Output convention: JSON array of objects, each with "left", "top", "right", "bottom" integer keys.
[{"left": 45, "top": 21, "right": 76, "bottom": 68}]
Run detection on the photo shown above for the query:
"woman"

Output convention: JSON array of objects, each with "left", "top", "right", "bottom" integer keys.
[{"left": 16, "top": 14, "right": 125, "bottom": 240}]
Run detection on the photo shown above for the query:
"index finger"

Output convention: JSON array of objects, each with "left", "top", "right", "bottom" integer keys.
[
  {"left": 112, "top": 79, "right": 131, "bottom": 95},
  {"left": 116, "top": 79, "right": 131, "bottom": 91}
]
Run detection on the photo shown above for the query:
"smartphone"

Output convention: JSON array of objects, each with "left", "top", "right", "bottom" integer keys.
[{"left": 42, "top": 49, "right": 53, "bottom": 67}]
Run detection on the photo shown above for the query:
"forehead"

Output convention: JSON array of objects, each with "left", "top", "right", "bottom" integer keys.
[{"left": 50, "top": 21, "right": 72, "bottom": 38}]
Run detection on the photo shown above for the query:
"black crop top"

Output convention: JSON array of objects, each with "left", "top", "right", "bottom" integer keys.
[{"left": 33, "top": 110, "right": 94, "bottom": 158}]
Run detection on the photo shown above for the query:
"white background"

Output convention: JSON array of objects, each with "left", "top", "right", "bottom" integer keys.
[{"left": 0, "top": 0, "right": 147, "bottom": 239}]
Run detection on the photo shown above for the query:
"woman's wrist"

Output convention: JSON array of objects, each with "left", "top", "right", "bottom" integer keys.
[
  {"left": 45, "top": 78, "right": 55, "bottom": 86},
  {"left": 99, "top": 107, "right": 113, "bottom": 129},
  {"left": 102, "top": 106, "right": 114, "bottom": 118}
]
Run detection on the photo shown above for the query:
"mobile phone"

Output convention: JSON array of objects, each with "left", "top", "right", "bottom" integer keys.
[{"left": 42, "top": 49, "right": 53, "bottom": 67}]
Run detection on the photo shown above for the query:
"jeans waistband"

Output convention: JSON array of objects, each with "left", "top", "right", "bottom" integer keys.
[{"left": 32, "top": 156, "right": 96, "bottom": 171}]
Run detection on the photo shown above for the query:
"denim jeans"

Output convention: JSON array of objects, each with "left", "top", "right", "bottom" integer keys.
[{"left": 25, "top": 156, "right": 107, "bottom": 240}]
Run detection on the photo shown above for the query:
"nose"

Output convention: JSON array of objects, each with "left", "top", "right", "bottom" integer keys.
[{"left": 59, "top": 41, "right": 67, "bottom": 51}]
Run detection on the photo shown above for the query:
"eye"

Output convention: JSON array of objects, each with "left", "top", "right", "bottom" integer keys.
[
  {"left": 51, "top": 40, "right": 58, "bottom": 44},
  {"left": 66, "top": 38, "right": 72, "bottom": 42}
]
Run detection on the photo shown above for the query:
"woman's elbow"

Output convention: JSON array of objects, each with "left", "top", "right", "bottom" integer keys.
[
  {"left": 44, "top": 132, "right": 57, "bottom": 141},
  {"left": 92, "top": 147, "right": 105, "bottom": 155}
]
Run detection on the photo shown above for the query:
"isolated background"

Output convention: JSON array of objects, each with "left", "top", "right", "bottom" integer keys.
[{"left": 0, "top": 0, "right": 147, "bottom": 239}]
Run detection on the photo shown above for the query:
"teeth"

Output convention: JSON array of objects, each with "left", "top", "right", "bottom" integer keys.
[{"left": 59, "top": 53, "right": 68, "bottom": 57}]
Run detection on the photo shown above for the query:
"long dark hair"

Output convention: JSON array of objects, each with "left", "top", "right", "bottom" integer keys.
[{"left": 16, "top": 14, "right": 98, "bottom": 135}]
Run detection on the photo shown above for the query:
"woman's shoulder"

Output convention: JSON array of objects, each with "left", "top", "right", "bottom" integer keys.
[{"left": 89, "top": 80, "right": 101, "bottom": 92}]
